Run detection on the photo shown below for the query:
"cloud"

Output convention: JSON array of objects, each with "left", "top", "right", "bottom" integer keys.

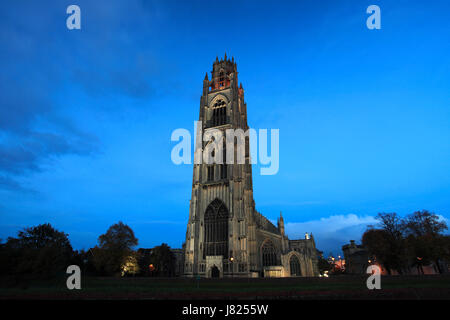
[
  {"left": 0, "top": 132, "right": 98, "bottom": 175},
  {"left": 0, "top": 175, "right": 33, "bottom": 193},
  {"left": 0, "top": 1, "right": 174, "bottom": 191},
  {"left": 284, "top": 214, "right": 378, "bottom": 255}
]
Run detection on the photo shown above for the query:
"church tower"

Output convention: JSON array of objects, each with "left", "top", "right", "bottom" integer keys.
[
  {"left": 183, "top": 55, "right": 319, "bottom": 278},
  {"left": 184, "top": 55, "right": 257, "bottom": 277}
]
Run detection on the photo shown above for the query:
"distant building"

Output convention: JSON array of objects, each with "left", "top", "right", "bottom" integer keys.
[
  {"left": 172, "top": 246, "right": 185, "bottom": 277},
  {"left": 342, "top": 240, "right": 369, "bottom": 274}
]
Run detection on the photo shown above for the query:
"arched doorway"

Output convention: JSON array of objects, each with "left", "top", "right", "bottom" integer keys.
[
  {"left": 261, "top": 240, "right": 278, "bottom": 267},
  {"left": 211, "top": 265, "right": 220, "bottom": 278},
  {"left": 290, "top": 255, "right": 301, "bottom": 276},
  {"left": 204, "top": 199, "right": 229, "bottom": 259}
]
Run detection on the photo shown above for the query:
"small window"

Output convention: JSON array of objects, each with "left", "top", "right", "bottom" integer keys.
[
  {"left": 207, "top": 166, "right": 214, "bottom": 182},
  {"left": 221, "top": 164, "right": 227, "bottom": 179}
]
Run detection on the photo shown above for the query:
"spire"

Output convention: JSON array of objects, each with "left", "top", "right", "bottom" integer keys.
[
  {"left": 224, "top": 52, "right": 227, "bottom": 61},
  {"left": 204, "top": 72, "right": 209, "bottom": 81},
  {"left": 278, "top": 211, "right": 285, "bottom": 235},
  {"left": 215, "top": 56, "right": 219, "bottom": 63}
]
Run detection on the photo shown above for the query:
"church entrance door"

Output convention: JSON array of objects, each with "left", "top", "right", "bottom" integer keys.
[{"left": 211, "top": 265, "right": 220, "bottom": 278}]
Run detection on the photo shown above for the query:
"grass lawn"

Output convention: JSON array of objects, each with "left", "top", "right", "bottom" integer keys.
[{"left": 1, "top": 274, "right": 449, "bottom": 299}]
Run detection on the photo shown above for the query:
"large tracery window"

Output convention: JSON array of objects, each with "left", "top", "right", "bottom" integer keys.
[
  {"left": 203, "top": 199, "right": 229, "bottom": 259},
  {"left": 262, "top": 240, "right": 278, "bottom": 267},
  {"left": 290, "top": 255, "right": 301, "bottom": 276},
  {"left": 211, "top": 99, "right": 227, "bottom": 127}
]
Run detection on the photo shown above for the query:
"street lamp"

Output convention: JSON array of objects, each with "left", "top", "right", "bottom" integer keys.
[
  {"left": 149, "top": 263, "right": 155, "bottom": 277},
  {"left": 230, "top": 257, "right": 234, "bottom": 278},
  {"left": 331, "top": 257, "right": 335, "bottom": 273}
]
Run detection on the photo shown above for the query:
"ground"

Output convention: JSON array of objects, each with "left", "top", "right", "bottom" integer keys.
[{"left": 1, "top": 275, "right": 449, "bottom": 300}]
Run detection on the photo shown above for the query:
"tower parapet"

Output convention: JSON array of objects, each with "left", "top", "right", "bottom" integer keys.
[{"left": 209, "top": 54, "right": 238, "bottom": 92}]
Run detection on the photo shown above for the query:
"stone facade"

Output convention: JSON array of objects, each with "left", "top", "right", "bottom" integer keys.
[
  {"left": 172, "top": 248, "right": 185, "bottom": 277},
  {"left": 342, "top": 240, "right": 370, "bottom": 274},
  {"left": 183, "top": 55, "right": 319, "bottom": 278}
]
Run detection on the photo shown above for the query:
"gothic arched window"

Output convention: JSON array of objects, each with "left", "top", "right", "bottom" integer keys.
[
  {"left": 204, "top": 199, "right": 229, "bottom": 259},
  {"left": 211, "top": 99, "right": 227, "bottom": 127},
  {"left": 290, "top": 255, "right": 301, "bottom": 276},
  {"left": 262, "top": 240, "right": 278, "bottom": 266}
]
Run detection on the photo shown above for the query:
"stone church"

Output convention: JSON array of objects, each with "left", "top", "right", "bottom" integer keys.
[{"left": 183, "top": 55, "right": 319, "bottom": 278}]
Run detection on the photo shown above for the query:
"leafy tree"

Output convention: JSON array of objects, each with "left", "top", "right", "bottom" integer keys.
[
  {"left": 140, "top": 243, "right": 176, "bottom": 277},
  {"left": 0, "top": 238, "right": 13, "bottom": 278},
  {"left": 362, "top": 211, "right": 449, "bottom": 274},
  {"left": 378, "top": 212, "right": 411, "bottom": 273},
  {"left": 362, "top": 213, "right": 409, "bottom": 274},
  {"left": 121, "top": 253, "right": 140, "bottom": 276},
  {"left": 404, "top": 210, "right": 448, "bottom": 273},
  {"left": 362, "top": 228, "right": 393, "bottom": 273},
  {"left": 92, "top": 222, "right": 138, "bottom": 276},
  {"left": 137, "top": 248, "right": 153, "bottom": 276},
  {"left": 2, "top": 223, "right": 73, "bottom": 279},
  {"left": 442, "top": 235, "right": 450, "bottom": 262},
  {"left": 317, "top": 257, "right": 332, "bottom": 274},
  {"left": 71, "top": 249, "right": 97, "bottom": 276},
  {"left": 404, "top": 210, "right": 447, "bottom": 237}
]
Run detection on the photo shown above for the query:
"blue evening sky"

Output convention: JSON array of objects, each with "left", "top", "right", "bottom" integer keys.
[{"left": 0, "top": 0, "right": 449, "bottom": 255}]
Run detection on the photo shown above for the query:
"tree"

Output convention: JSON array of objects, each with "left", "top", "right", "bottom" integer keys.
[
  {"left": 362, "top": 213, "right": 409, "bottom": 274},
  {"left": 149, "top": 243, "right": 176, "bottom": 277},
  {"left": 376, "top": 212, "right": 404, "bottom": 241},
  {"left": 71, "top": 249, "right": 97, "bottom": 276},
  {"left": 317, "top": 257, "right": 332, "bottom": 274},
  {"left": 404, "top": 210, "right": 447, "bottom": 237},
  {"left": 2, "top": 223, "right": 73, "bottom": 279},
  {"left": 404, "top": 210, "right": 448, "bottom": 273},
  {"left": 362, "top": 228, "right": 392, "bottom": 273},
  {"left": 93, "top": 222, "right": 138, "bottom": 276},
  {"left": 362, "top": 211, "right": 449, "bottom": 275},
  {"left": 442, "top": 235, "right": 450, "bottom": 262},
  {"left": 137, "top": 244, "right": 176, "bottom": 277},
  {"left": 137, "top": 248, "right": 153, "bottom": 276}
]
